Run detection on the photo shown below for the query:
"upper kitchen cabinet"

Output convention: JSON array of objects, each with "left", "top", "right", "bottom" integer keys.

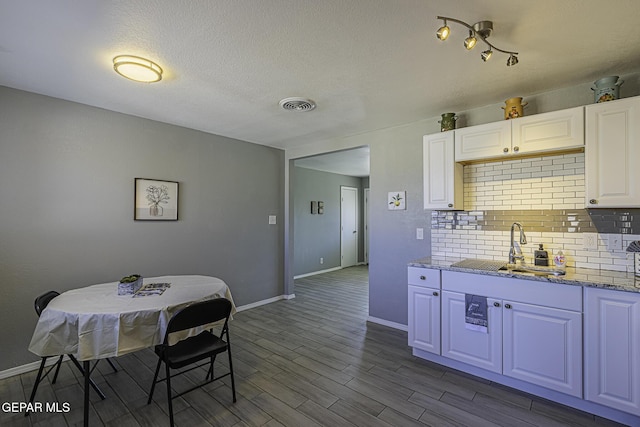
[
  {"left": 454, "top": 120, "right": 511, "bottom": 162},
  {"left": 423, "top": 132, "right": 463, "bottom": 210},
  {"left": 586, "top": 96, "right": 640, "bottom": 208},
  {"left": 455, "top": 107, "right": 584, "bottom": 163}
]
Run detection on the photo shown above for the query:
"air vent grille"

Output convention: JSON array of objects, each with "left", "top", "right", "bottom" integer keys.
[{"left": 279, "top": 97, "right": 316, "bottom": 112}]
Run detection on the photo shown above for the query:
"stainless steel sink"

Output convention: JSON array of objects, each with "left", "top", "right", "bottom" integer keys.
[{"left": 499, "top": 264, "right": 566, "bottom": 276}]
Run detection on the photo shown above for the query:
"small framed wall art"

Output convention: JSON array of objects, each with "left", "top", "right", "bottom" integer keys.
[
  {"left": 318, "top": 201, "right": 324, "bottom": 214},
  {"left": 388, "top": 191, "right": 406, "bottom": 210},
  {"left": 135, "top": 178, "right": 179, "bottom": 221},
  {"left": 311, "top": 201, "right": 318, "bottom": 214}
]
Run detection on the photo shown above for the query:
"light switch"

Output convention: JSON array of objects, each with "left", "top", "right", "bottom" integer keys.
[
  {"left": 268, "top": 215, "right": 277, "bottom": 225},
  {"left": 416, "top": 228, "right": 424, "bottom": 240}
]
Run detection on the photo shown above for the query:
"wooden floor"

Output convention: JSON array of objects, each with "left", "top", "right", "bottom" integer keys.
[{"left": 0, "top": 266, "right": 628, "bottom": 426}]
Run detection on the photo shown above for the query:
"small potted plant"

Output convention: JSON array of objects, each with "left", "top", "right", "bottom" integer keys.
[{"left": 118, "top": 274, "right": 143, "bottom": 295}]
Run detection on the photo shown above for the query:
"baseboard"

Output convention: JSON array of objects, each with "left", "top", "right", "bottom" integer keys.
[
  {"left": 235, "top": 294, "right": 294, "bottom": 312},
  {"left": 0, "top": 357, "right": 60, "bottom": 380},
  {"left": 367, "top": 316, "right": 408, "bottom": 332},
  {"left": 294, "top": 266, "right": 342, "bottom": 279}
]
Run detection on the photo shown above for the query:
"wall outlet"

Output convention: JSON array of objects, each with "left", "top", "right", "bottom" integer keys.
[
  {"left": 320, "top": 257, "right": 324, "bottom": 265},
  {"left": 416, "top": 228, "right": 424, "bottom": 240},
  {"left": 268, "top": 215, "right": 276, "bottom": 225},
  {"left": 607, "top": 234, "right": 623, "bottom": 251},
  {"left": 583, "top": 233, "right": 598, "bottom": 251}
]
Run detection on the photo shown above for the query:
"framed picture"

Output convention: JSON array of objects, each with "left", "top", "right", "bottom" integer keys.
[
  {"left": 388, "top": 191, "right": 406, "bottom": 210},
  {"left": 318, "top": 201, "right": 324, "bottom": 214},
  {"left": 135, "top": 178, "right": 179, "bottom": 221},
  {"left": 311, "top": 201, "right": 318, "bottom": 214}
]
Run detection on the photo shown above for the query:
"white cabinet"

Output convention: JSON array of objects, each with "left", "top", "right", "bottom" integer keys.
[
  {"left": 441, "top": 290, "right": 502, "bottom": 373},
  {"left": 585, "top": 96, "right": 640, "bottom": 207},
  {"left": 511, "top": 106, "right": 584, "bottom": 155},
  {"left": 455, "top": 107, "right": 584, "bottom": 163},
  {"left": 454, "top": 121, "right": 511, "bottom": 162},
  {"left": 408, "top": 267, "right": 441, "bottom": 354},
  {"left": 423, "top": 132, "right": 463, "bottom": 210},
  {"left": 503, "top": 300, "right": 582, "bottom": 398},
  {"left": 584, "top": 287, "right": 640, "bottom": 415},
  {"left": 441, "top": 271, "right": 582, "bottom": 397}
]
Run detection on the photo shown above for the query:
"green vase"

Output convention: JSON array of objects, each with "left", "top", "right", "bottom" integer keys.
[{"left": 439, "top": 113, "right": 457, "bottom": 132}]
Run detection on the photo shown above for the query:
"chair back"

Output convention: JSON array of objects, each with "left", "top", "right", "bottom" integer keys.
[
  {"left": 164, "top": 298, "right": 232, "bottom": 342},
  {"left": 34, "top": 291, "right": 60, "bottom": 317}
]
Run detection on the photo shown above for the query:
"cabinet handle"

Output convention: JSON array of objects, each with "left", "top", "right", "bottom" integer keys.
[
  {"left": 513, "top": 146, "right": 519, "bottom": 152},
  {"left": 589, "top": 199, "right": 598, "bottom": 205},
  {"left": 433, "top": 291, "right": 439, "bottom": 296},
  {"left": 447, "top": 203, "right": 453, "bottom": 208},
  {"left": 505, "top": 303, "right": 512, "bottom": 309},
  {"left": 420, "top": 275, "right": 426, "bottom": 280},
  {"left": 503, "top": 147, "right": 509, "bottom": 153},
  {"left": 493, "top": 302, "right": 500, "bottom": 307}
]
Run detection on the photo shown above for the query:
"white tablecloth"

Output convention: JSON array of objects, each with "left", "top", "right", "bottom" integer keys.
[{"left": 28, "top": 275, "right": 235, "bottom": 361}]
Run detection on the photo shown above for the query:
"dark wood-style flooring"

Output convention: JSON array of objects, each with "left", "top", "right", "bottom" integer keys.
[{"left": 0, "top": 266, "right": 627, "bottom": 426}]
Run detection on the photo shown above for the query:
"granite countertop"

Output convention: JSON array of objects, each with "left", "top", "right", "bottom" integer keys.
[{"left": 409, "top": 256, "right": 640, "bottom": 293}]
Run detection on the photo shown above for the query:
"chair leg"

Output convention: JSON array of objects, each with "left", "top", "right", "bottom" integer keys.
[
  {"left": 68, "top": 355, "right": 106, "bottom": 400},
  {"left": 106, "top": 358, "right": 118, "bottom": 372},
  {"left": 166, "top": 362, "right": 174, "bottom": 427},
  {"left": 25, "top": 357, "right": 48, "bottom": 417},
  {"left": 227, "top": 346, "right": 236, "bottom": 403},
  {"left": 51, "top": 355, "right": 64, "bottom": 384},
  {"left": 147, "top": 358, "right": 162, "bottom": 404}
]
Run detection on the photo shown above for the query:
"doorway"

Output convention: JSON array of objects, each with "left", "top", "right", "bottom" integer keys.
[{"left": 340, "top": 186, "right": 358, "bottom": 268}]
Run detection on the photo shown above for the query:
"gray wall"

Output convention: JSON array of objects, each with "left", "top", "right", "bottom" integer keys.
[
  {"left": 292, "top": 166, "right": 365, "bottom": 276},
  {"left": 0, "top": 86, "right": 284, "bottom": 370}
]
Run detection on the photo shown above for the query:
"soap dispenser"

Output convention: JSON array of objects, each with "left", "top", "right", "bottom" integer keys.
[{"left": 534, "top": 244, "right": 549, "bottom": 266}]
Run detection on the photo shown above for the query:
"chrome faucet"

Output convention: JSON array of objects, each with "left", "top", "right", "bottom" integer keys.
[{"left": 509, "top": 222, "right": 527, "bottom": 264}]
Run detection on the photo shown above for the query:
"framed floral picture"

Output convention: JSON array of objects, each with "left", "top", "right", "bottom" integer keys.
[
  {"left": 134, "top": 178, "right": 179, "bottom": 221},
  {"left": 388, "top": 191, "right": 406, "bottom": 210}
]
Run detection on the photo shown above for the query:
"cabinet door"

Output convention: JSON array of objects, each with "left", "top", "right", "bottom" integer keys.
[
  {"left": 585, "top": 287, "right": 640, "bottom": 415},
  {"left": 408, "top": 285, "right": 440, "bottom": 354},
  {"left": 586, "top": 96, "right": 640, "bottom": 207},
  {"left": 503, "top": 301, "right": 582, "bottom": 397},
  {"left": 511, "top": 106, "right": 584, "bottom": 155},
  {"left": 441, "top": 291, "right": 502, "bottom": 373},
  {"left": 454, "top": 121, "right": 511, "bottom": 162},
  {"left": 423, "top": 132, "right": 463, "bottom": 210}
]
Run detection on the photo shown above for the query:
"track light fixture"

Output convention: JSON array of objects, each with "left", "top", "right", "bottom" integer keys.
[{"left": 436, "top": 16, "right": 519, "bottom": 66}]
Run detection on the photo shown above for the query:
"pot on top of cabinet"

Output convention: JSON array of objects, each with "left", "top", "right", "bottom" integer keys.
[
  {"left": 502, "top": 97, "right": 528, "bottom": 120},
  {"left": 439, "top": 112, "right": 457, "bottom": 132},
  {"left": 592, "top": 76, "right": 624, "bottom": 103}
]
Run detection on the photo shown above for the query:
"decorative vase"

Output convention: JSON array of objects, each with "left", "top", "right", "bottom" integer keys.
[
  {"left": 439, "top": 113, "right": 457, "bottom": 132},
  {"left": 502, "top": 97, "right": 527, "bottom": 120},
  {"left": 592, "top": 76, "right": 623, "bottom": 103}
]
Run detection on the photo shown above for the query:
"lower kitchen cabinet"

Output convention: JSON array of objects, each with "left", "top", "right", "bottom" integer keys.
[
  {"left": 584, "top": 287, "right": 640, "bottom": 415},
  {"left": 407, "top": 267, "right": 441, "bottom": 354},
  {"left": 408, "top": 285, "right": 440, "bottom": 354},
  {"left": 503, "top": 300, "right": 582, "bottom": 398},
  {"left": 439, "top": 270, "right": 582, "bottom": 397},
  {"left": 441, "top": 290, "right": 502, "bottom": 373}
]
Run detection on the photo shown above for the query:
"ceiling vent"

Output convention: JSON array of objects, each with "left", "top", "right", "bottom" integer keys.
[{"left": 279, "top": 97, "right": 316, "bottom": 112}]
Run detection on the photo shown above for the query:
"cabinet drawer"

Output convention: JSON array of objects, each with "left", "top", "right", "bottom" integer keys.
[{"left": 408, "top": 267, "right": 441, "bottom": 287}]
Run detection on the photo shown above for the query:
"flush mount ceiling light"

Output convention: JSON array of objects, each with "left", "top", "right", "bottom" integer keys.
[
  {"left": 113, "top": 55, "right": 163, "bottom": 83},
  {"left": 279, "top": 97, "right": 317, "bottom": 112},
  {"left": 436, "top": 16, "right": 519, "bottom": 66}
]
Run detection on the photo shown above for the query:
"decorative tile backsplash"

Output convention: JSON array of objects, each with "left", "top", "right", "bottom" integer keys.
[{"left": 430, "top": 153, "right": 639, "bottom": 272}]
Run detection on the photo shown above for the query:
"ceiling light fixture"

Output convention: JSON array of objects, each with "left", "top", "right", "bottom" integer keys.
[
  {"left": 113, "top": 55, "right": 163, "bottom": 83},
  {"left": 435, "top": 16, "right": 519, "bottom": 66}
]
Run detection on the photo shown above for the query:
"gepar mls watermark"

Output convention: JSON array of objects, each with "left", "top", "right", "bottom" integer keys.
[{"left": 2, "top": 401, "right": 71, "bottom": 413}]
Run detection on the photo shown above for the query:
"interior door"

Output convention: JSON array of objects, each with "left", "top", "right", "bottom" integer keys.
[{"left": 340, "top": 186, "right": 358, "bottom": 267}]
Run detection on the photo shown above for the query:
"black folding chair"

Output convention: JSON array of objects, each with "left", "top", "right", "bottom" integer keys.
[
  {"left": 147, "top": 298, "right": 236, "bottom": 427},
  {"left": 26, "top": 291, "right": 118, "bottom": 415}
]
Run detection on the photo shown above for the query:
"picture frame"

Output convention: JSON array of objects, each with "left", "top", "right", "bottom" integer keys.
[
  {"left": 134, "top": 178, "right": 179, "bottom": 221},
  {"left": 318, "top": 201, "right": 324, "bottom": 214},
  {"left": 311, "top": 201, "right": 318, "bottom": 214},
  {"left": 388, "top": 191, "right": 406, "bottom": 210}
]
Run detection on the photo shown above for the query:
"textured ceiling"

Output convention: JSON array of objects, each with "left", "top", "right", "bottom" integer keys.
[{"left": 1, "top": 0, "right": 640, "bottom": 155}]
